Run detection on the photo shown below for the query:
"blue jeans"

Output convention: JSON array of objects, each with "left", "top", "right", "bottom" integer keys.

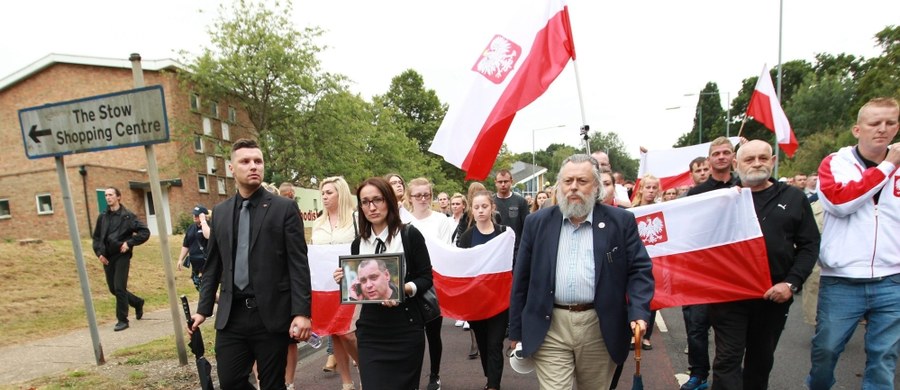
[{"left": 807, "top": 275, "right": 900, "bottom": 389}]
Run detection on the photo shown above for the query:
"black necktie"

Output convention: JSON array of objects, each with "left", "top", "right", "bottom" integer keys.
[
  {"left": 235, "top": 200, "right": 250, "bottom": 290},
  {"left": 375, "top": 238, "right": 386, "bottom": 254}
]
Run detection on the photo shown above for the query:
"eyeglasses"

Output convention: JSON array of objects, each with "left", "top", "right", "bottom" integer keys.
[
  {"left": 410, "top": 193, "right": 432, "bottom": 201},
  {"left": 360, "top": 197, "right": 385, "bottom": 208}
]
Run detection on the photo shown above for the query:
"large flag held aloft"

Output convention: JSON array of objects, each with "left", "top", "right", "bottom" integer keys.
[
  {"left": 746, "top": 64, "right": 798, "bottom": 157},
  {"left": 429, "top": 0, "right": 576, "bottom": 180},
  {"left": 630, "top": 189, "right": 772, "bottom": 310}
]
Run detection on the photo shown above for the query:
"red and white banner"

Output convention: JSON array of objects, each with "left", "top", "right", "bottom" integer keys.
[
  {"left": 307, "top": 229, "right": 515, "bottom": 335},
  {"left": 629, "top": 189, "right": 772, "bottom": 310},
  {"left": 747, "top": 64, "right": 799, "bottom": 157},
  {"left": 308, "top": 244, "right": 356, "bottom": 336},
  {"left": 421, "top": 229, "right": 515, "bottom": 321},
  {"left": 638, "top": 137, "right": 740, "bottom": 191},
  {"left": 429, "top": 0, "right": 576, "bottom": 180}
]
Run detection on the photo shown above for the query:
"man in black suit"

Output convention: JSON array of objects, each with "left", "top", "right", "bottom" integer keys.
[
  {"left": 189, "top": 139, "right": 312, "bottom": 390},
  {"left": 509, "top": 154, "right": 654, "bottom": 389}
]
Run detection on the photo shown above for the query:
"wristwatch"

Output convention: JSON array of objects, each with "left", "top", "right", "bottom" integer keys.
[{"left": 785, "top": 282, "right": 798, "bottom": 293}]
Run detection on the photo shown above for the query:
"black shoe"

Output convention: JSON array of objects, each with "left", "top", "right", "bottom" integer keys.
[
  {"left": 426, "top": 374, "right": 441, "bottom": 390},
  {"left": 114, "top": 321, "right": 129, "bottom": 331},
  {"left": 135, "top": 300, "right": 145, "bottom": 320}
]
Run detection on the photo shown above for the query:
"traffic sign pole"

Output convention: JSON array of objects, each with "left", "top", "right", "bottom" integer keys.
[
  {"left": 56, "top": 155, "right": 105, "bottom": 365},
  {"left": 130, "top": 53, "right": 188, "bottom": 366}
]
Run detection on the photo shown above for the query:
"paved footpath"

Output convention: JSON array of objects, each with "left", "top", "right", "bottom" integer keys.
[{"left": 0, "top": 308, "right": 191, "bottom": 385}]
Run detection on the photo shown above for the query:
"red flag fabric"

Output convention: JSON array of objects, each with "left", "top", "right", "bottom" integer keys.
[
  {"left": 746, "top": 64, "right": 799, "bottom": 157},
  {"left": 629, "top": 189, "right": 772, "bottom": 310},
  {"left": 637, "top": 137, "right": 740, "bottom": 192},
  {"left": 308, "top": 244, "right": 356, "bottom": 336},
  {"left": 429, "top": 0, "right": 576, "bottom": 180}
]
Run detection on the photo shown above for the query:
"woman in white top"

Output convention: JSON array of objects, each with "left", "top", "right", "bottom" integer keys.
[{"left": 312, "top": 177, "right": 360, "bottom": 390}]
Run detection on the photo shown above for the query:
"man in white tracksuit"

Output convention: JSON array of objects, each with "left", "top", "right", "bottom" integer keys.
[{"left": 807, "top": 97, "right": 900, "bottom": 389}]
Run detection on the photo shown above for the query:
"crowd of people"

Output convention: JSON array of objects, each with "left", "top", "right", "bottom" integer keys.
[{"left": 150, "top": 96, "right": 900, "bottom": 389}]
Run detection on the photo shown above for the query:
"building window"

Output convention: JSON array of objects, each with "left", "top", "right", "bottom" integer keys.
[
  {"left": 0, "top": 199, "right": 10, "bottom": 219},
  {"left": 198, "top": 175, "right": 208, "bottom": 193},
  {"left": 36, "top": 194, "right": 53, "bottom": 215},
  {"left": 218, "top": 178, "right": 226, "bottom": 195},
  {"left": 207, "top": 156, "right": 216, "bottom": 174},
  {"left": 228, "top": 106, "right": 237, "bottom": 123},
  {"left": 203, "top": 118, "right": 212, "bottom": 136},
  {"left": 225, "top": 160, "right": 233, "bottom": 178},
  {"left": 209, "top": 101, "right": 219, "bottom": 118},
  {"left": 194, "top": 135, "right": 204, "bottom": 153},
  {"left": 221, "top": 122, "right": 231, "bottom": 141},
  {"left": 190, "top": 94, "right": 200, "bottom": 112}
]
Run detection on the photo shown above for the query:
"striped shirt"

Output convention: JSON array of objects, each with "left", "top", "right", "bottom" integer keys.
[{"left": 554, "top": 212, "right": 595, "bottom": 304}]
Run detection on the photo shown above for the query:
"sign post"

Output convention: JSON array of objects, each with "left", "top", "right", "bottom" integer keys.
[{"left": 17, "top": 56, "right": 187, "bottom": 365}]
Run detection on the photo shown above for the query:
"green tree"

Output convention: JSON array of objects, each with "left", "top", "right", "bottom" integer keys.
[
  {"left": 675, "top": 82, "right": 726, "bottom": 147},
  {"left": 179, "top": 0, "right": 344, "bottom": 182},
  {"left": 855, "top": 25, "right": 900, "bottom": 109},
  {"left": 588, "top": 131, "right": 639, "bottom": 179}
]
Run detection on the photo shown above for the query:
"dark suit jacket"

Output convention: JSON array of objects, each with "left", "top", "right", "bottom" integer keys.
[
  {"left": 508, "top": 203, "right": 654, "bottom": 365},
  {"left": 197, "top": 189, "right": 311, "bottom": 334}
]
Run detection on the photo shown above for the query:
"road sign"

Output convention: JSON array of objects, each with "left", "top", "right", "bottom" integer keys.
[{"left": 18, "top": 85, "right": 169, "bottom": 159}]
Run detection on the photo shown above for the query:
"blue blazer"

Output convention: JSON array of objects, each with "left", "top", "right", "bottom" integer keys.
[{"left": 509, "top": 203, "right": 654, "bottom": 365}]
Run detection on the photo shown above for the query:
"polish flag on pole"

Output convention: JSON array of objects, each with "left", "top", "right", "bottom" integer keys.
[
  {"left": 630, "top": 189, "right": 772, "bottom": 310},
  {"left": 421, "top": 229, "right": 515, "bottom": 321},
  {"left": 308, "top": 244, "right": 356, "bottom": 336},
  {"left": 746, "top": 64, "right": 798, "bottom": 157},
  {"left": 429, "top": 0, "right": 576, "bottom": 180},
  {"left": 638, "top": 137, "right": 740, "bottom": 191}
]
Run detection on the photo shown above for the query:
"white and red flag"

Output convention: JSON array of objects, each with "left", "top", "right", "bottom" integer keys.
[
  {"left": 638, "top": 137, "right": 740, "bottom": 191},
  {"left": 429, "top": 0, "right": 576, "bottom": 180},
  {"left": 630, "top": 188, "right": 772, "bottom": 310},
  {"left": 308, "top": 243, "right": 356, "bottom": 336},
  {"left": 307, "top": 229, "right": 515, "bottom": 335},
  {"left": 421, "top": 229, "right": 515, "bottom": 320},
  {"left": 746, "top": 64, "right": 798, "bottom": 157}
]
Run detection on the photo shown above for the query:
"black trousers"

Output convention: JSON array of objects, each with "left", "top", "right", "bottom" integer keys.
[
  {"left": 103, "top": 254, "right": 142, "bottom": 323},
  {"left": 470, "top": 309, "right": 509, "bottom": 389},
  {"left": 708, "top": 299, "right": 790, "bottom": 390},
  {"left": 683, "top": 304, "right": 711, "bottom": 379},
  {"left": 425, "top": 315, "right": 443, "bottom": 376},
  {"left": 215, "top": 299, "right": 290, "bottom": 390}
]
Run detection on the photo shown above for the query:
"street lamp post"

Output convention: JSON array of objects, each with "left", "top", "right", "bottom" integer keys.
[{"left": 532, "top": 124, "right": 566, "bottom": 196}]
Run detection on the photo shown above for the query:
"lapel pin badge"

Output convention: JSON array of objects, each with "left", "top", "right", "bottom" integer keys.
[{"left": 598, "top": 222, "right": 606, "bottom": 229}]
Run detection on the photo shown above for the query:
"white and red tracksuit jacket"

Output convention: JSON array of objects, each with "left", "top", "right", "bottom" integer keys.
[{"left": 817, "top": 145, "right": 900, "bottom": 278}]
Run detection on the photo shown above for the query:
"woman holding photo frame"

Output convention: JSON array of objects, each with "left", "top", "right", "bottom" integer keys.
[
  {"left": 312, "top": 176, "right": 360, "bottom": 390},
  {"left": 333, "top": 177, "right": 434, "bottom": 390}
]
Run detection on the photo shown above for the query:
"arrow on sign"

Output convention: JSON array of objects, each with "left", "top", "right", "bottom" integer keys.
[{"left": 29, "top": 125, "right": 52, "bottom": 143}]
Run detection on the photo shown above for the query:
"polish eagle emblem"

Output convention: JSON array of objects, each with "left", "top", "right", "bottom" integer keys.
[
  {"left": 472, "top": 34, "right": 521, "bottom": 84},
  {"left": 637, "top": 211, "right": 668, "bottom": 246}
]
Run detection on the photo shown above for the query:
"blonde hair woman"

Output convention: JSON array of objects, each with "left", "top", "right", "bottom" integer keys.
[
  {"left": 312, "top": 176, "right": 360, "bottom": 390},
  {"left": 634, "top": 174, "right": 662, "bottom": 206}
]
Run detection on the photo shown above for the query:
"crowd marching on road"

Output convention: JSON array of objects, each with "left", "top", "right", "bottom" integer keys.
[{"left": 78, "top": 96, "right": 900, "bottom": 389}]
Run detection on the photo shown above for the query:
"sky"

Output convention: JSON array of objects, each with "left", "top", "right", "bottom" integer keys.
[{"left": 2, "top": 0, "right": 898, "bottom": 160}]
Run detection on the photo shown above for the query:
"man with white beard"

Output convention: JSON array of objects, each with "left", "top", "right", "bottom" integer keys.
[
  {"left": 706, "top": 140, "right": 819, "bottom": 389},
  {"left": 509, "top": 154, "right": 655, "bottom": 389}
]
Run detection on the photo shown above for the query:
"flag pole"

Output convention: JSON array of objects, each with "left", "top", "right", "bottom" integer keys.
[
  {"left": 572, "top": 59, "right": 591, "bottom": 155},
  {"left": 736, "top": 117, "right": 748, "bottom": 138},
  {"left": 774, "top": 0, "right": 784, "bottom": 177}
]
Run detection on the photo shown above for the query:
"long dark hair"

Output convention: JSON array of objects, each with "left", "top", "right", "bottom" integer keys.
[{"left": 356, "top": 177, "right": 403, "bottom": 244}]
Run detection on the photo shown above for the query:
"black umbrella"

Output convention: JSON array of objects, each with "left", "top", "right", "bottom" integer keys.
[
  {"left": 632, "top": 325, "right": 644, "bottom": 389},
  {"left": 181, "top": 295, "right": 215, "bottom": 390}
]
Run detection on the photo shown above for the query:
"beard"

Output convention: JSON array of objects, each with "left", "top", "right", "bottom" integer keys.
[
  {"left": 739, "top": 168, "right": 772, "bottom": 187},
  {"left": 557, "top": 187, "right": 599, "bottom": 219}
]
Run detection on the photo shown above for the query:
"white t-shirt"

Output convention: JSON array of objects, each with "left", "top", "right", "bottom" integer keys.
[{"left": 409, "top": 210, "right": 454, "bottom": 244}]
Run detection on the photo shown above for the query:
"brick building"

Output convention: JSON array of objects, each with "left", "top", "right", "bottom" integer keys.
[{"left": 0, "top": 54, "right": 256, "bottom": 240}]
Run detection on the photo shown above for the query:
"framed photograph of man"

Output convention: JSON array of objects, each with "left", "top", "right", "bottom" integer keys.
[{"left": 339, "top": 253, "right": 406, "bottom": 304}]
